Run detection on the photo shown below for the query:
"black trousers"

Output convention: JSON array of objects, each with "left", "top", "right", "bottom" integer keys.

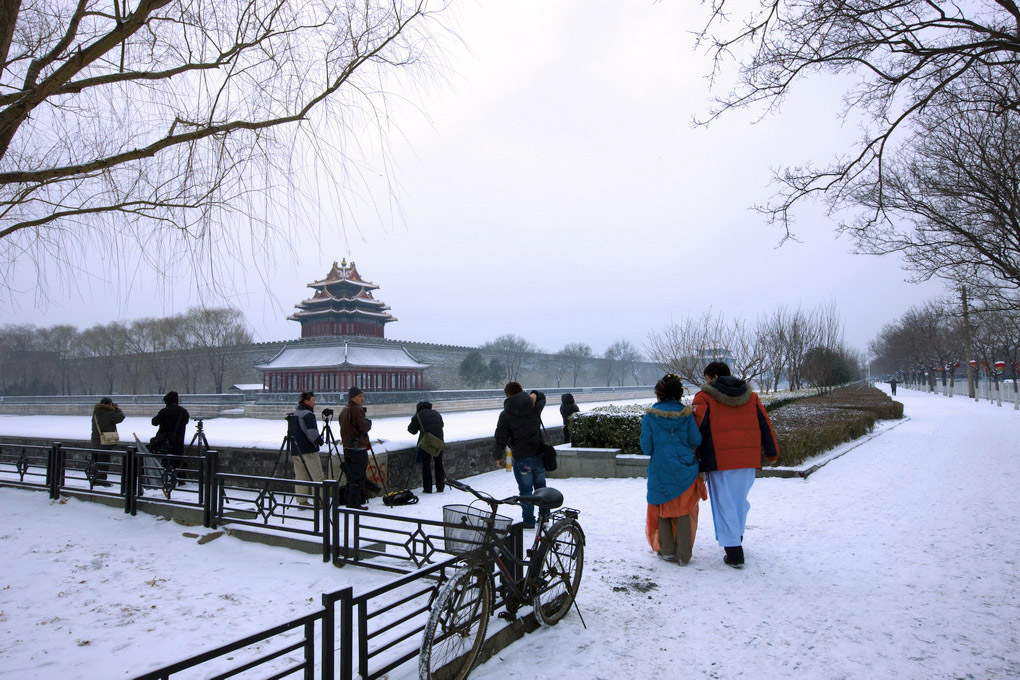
[
  {"left": 420, "top": 448, "right": 445, "bottom": 492},
  {"left": 343, "top": 448, "right": 369, "bottom": 507}
]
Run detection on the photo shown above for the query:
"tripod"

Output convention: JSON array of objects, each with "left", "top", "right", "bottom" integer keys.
[
  {"left": 186, "top": 418, "right": 210, "bottom": 455},
  {"left": 320, "top": 411, "right": 346, "bottom": 485},
  {"left": 271, "top": 415, "right": 319, "bottom": 506}
]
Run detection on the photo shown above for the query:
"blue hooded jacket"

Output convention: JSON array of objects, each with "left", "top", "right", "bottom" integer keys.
[{"left": 640, "top": 401, "right": 702, "bottom": 506}]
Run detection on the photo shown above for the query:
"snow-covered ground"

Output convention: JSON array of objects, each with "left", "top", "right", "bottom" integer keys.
[
  {"left": 0, "top": 398, "right": 655, "bottom": 452},
  {"left": 2, "top": 386, "right": 1018, "bottom": 679}
]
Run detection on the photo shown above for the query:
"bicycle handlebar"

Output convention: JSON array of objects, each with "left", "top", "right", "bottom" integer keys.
[{"left": 447, "top": 478, "right": 520, "bottom": 508}]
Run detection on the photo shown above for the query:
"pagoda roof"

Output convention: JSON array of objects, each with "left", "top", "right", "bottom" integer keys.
[
  {"left": 308, "top": 259, "right": 379, "bottom": 290},
  {"left": 287, "top": 305, "right": 396, "bottom": 322},
  {"left": 256, "top": 344, "right": 428, "bottom": 371},
  {"left": 300, "top": 291, "right": 388, "bottom": 308}
]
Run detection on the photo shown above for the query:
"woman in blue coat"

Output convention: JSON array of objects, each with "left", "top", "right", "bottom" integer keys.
[{"left": 640, "top": 374, "right": 705, "bottom": 565}]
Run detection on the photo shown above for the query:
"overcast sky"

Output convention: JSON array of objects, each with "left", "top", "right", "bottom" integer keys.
[{"left": 6, "top": 0, "right": 947, "bottom": 355}]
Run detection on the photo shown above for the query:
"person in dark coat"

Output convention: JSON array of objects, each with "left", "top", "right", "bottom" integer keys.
[
  {"left": 339, "top": 387, "right": 372, "bottom": 510},
  {"left": 90, "top": 397, "right": 125, "bottom": 486},
  {"left": 559, "top": 393, "right": 580, "bottom": 444},
  {"left": 286, "top": 391, "right": 323, "bottom": 505},
  {"left": 493, "top": 382, "right": 547, "bottom": 528},
  {"left": 151, "top": 391, "right": 191, "bottom": 456},
  {"left": 407, "top": 401, "right": 445, "bottom": 493}
]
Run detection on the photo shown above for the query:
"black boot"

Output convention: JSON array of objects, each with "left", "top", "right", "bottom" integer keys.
[{"left": 723, "top": 545, "right": 744, "bottom": 568}]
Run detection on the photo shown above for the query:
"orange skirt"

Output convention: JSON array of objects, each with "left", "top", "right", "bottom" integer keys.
[{"left": 645, "top": 475, "right": 707, "bottom": 553}]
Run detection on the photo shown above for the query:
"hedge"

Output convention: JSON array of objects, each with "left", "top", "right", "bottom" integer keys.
[{"left": 569, "top": 384, "right": 902, "bottom": 468}]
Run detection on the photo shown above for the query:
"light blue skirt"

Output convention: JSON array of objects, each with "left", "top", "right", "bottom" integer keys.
[{"left": 706, "top": 468, "right": 756, "bottom": 547}]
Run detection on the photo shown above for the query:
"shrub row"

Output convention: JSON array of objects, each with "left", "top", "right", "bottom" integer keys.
[
  {"left": 767, "top": 385, "right": 902, "bottom": 466},
  {"left": 569, "top": 384, "right": 902, "bottom": 467}
]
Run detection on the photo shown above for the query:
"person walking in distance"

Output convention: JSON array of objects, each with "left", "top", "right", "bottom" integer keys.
[
  {"left": 493, "top": 382, "right": 547, "bottom": 528},
  {"left": 407, "top": 401, "right": 445, "bottom": 493},
  {"left": 340, "top": 386, "right": 372, "bottom": 510},
  {"left": 641, "top": 374, "right": 704, "bottom": 565},
  {"left": 287, "top": 391, "right": 325, "bottom": 506},
  {"left": 90, "top": 397, "right": 124, "bottom": 487},
  {"left": 692, "top": 361, "right": 779, "bottom": 568}
]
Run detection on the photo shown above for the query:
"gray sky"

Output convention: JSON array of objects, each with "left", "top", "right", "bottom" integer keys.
[{"left": 6, "top": 1, "right": 946, "bottom": 354}]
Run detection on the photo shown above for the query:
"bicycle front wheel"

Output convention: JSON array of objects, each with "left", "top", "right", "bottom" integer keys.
[
  {"left": 531, "top": 519, "right": 584, "bottom": 626},
  {"left": 419, "top": 566, "right": 492, "bottom": 680}
]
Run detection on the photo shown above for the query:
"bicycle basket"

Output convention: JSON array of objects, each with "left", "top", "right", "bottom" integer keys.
[{"left": 443, "top": 504, "right": 512, "bottom": 555}]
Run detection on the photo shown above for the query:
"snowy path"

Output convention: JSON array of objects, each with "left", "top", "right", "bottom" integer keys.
[
  {"left": 1, "top": 387, "right": 1018, "bottom": 679},
  {"left": 467, "top": 387, "right": 1020, "bottom": 680}
]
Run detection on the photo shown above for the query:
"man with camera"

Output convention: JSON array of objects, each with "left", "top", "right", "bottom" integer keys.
[
  {"left": 90, "top": 396, "right": 125, "bottom": 487},
  {"left": 339, "top": 386, "right": 372, "bottom": 510},
  {"left": 288, "top": 391, "right": 326, "bottom": 506}
]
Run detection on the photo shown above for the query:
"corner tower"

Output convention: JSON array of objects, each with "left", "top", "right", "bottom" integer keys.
[{"left": 288, "top": 259, "right": 396, "bottom": 338}]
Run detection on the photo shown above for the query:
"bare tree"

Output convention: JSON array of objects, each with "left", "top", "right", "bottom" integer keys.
[
  {"left": 1, "top": 0, "right": 451, "bottom": 300},
  {"left": 645, "top": 311, "right": 726, "bottom": 386},
  {"left": 186, "top": 307, "right": 253, "bottom": 393},
  {"left": 127, "top": 317, "right": 176, "bottom": 393},
  {"left": 697, "top": 0, "right": 1020, "bottom": 238},
  {"left": 482, "top": 334, "right": 539, "bottom": 383},
  {"left": 847, "top": 90, "right": 1020, "bottom": 305},
  {"left": 558, "top": 342, "right": 593, "bottom": 388}
]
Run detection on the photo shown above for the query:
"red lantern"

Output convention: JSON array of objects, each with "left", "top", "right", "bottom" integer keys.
[
  {"left": 968, "top": 359, "right": 978, "bottom": 367},
  {"left": 994, "top": 360, "right": 1006, "bottom": 375}
]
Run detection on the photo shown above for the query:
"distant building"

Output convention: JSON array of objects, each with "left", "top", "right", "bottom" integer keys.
[
  {"left": 289, "top": 259, "right": 396, "bottom": 339},
  {"left": 258, "top": 261, "right": 427, "bottom": 392}
]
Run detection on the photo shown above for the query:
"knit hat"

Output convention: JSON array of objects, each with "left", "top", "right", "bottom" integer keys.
[
  {"left": 349, "top": 386, "right": 364, "bottom": 400},
  {"left": 163, "top": 391, "right": 179, "bottom": 405}
]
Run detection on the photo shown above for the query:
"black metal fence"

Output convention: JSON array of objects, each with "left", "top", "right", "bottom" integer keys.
[{"left": 0, "top": 441, "right": 526, "bottom": 679}]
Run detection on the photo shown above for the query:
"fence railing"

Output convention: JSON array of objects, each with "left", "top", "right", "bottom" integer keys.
[
  {"left": 0, "top": 441, "right": 527, "bottom": 679},
  {"left": 902, "top": 379, "right": 1020, "bottom": 409}
]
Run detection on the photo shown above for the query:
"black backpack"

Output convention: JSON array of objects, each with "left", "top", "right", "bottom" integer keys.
[{"left": 382, "top": 489, "right": 419, "bottom": 507}]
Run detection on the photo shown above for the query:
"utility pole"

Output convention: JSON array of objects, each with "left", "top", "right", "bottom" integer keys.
[{"left": 962, "top": 286, "right": 976, "bottom": 399}]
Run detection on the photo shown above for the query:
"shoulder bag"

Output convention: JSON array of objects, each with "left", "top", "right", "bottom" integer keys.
[
  {"left": 93, "top": 414, "right": 120, "bottom": 446},
  {"left": 539, "top": 421, "right": 557, "bottom": 472},
  {"left": 416, "top": 412, "right": 445, "bottom": 458}
]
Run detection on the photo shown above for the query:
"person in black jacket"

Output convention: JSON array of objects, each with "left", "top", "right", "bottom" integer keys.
[
  {"left": 287, "top": 391, "right": 325, "bottom": 505},
  {"left": 559, "top": 393, "right": 580, "bottom": 444},
  {"left": 407, "top": 401, "right": 445, "bottom": 493},
  {"left": 493, "top": 382, "right": 547, "bottom": 528},
  {"left": 151, "top": 391, "right": 190, "bottom": 481}
]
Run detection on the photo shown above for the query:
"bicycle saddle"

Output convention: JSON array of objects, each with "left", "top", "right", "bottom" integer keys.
[{"left": 517, "top": 487, "right": 563, "bottom": 510}]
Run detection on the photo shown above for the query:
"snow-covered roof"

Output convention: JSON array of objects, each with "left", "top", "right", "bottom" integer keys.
[
  {"left": 256, "top": 344, "right": 428, "bottom": 371},
  {"left": 287, "top": 306, "right": 396, "bottom": 321},
  {"left": 230, "top": 383, "right": 265, "bottom": 391}
]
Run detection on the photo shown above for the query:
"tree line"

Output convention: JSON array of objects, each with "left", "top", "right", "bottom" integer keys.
[
  {"left": 871, "top": 297, "right": 1020, "bottom": 390},
  {"left": 459, "top": 305, "right": 863, "bottom": 393},
  {"left": 458, "top": 335, "right": 647, "bottom": 388},
  {"left": 646, "top": 304, "right": 863, "bottom": 392},
  {"left": 0, "top": 308, "right": 252, "bottom": 396}
]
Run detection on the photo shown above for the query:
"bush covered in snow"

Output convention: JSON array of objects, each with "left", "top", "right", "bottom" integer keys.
[
  {"left": 567, "top": 404, "right": 646, "bottom": 454},
  {"left": 769, "top": 385, "right": 903, "bottom": 466}
]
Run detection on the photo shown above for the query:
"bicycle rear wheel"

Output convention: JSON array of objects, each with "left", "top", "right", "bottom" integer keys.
[
  {"left": 419, "top": 566, "right": 492, "bottom": 680},
  {"left": 531, "top": 519, "right": 584, "bottom": 626}
]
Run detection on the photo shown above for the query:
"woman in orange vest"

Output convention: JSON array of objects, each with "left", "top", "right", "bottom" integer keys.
[{"left": 692, "top": 361, "right": 779, "bottom": 568}]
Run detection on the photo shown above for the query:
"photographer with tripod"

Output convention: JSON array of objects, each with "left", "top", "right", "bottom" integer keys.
[
  {"left": 288, "top": 391, "right": 326, "bottom": 506},
  {"left": 339, "top": 386, "right": 372, "bottom": 510}
]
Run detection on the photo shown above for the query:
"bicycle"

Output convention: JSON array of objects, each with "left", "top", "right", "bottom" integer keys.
[{"left": 418, "top": 478, "right": 585, "bottom": 680}]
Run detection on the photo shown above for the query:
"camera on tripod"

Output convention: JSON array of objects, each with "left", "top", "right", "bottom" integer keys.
[{"left": 321, "top": 408, "right": 334, "bottom": 419}]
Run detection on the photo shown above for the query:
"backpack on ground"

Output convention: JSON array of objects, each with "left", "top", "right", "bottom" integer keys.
[{"left": 382, "top": 489, "right": 419, "bottom": 507}]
